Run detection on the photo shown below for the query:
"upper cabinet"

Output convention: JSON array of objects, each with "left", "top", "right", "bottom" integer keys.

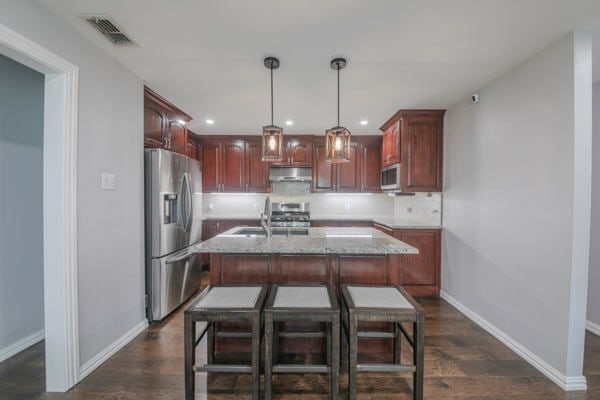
[
  {"left": 312, "top": 136, "right": 381, "bottom": 193},
  {"left": 200, "top": 137, "right": 269, "bottom": 193},
  {"left": 380, "top": 110, "right": 445, "bottom": 192},
  {"left": 381, "top": 120, "right": 400, "bottom": 167},
  {"left": 143, "top": 86, "right": 192, "bottom": 155},
  {"left": 271, "top": 136, "right": 313, "bottom": 167}
]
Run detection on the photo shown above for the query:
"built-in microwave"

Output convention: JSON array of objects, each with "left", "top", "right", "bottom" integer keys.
[{"left": 381, "top": 163, "right": 401, "bottom": 191}]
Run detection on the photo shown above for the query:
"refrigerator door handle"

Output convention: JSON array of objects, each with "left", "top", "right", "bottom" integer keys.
[{"left": 182, "top": 172, "right": 193, "bottom": 232}]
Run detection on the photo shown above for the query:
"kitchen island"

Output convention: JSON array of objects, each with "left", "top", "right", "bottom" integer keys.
[
  {"left": 191, "top": 227, "right": 419, "bottom": 354},
  {"left": 192, "top": 226, "right": 418, "bottom": 292}
]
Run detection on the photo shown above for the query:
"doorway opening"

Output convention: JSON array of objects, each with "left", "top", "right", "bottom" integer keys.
[{"left": 0, "top": 23, "right": 79, "bottom": 391}]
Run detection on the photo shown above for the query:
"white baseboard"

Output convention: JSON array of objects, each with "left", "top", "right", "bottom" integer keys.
[
  {"left": 440, "top": 291, "right": 587, "bottom": 392},
  {"left": 0, "top": 330, "right": 45, "bottom": 363},
  {"left": 79, "top": 319, "right": 148, "bottom": 380},
  {"left": 586, "top": 320, "right": 600, "bottom": 336}
]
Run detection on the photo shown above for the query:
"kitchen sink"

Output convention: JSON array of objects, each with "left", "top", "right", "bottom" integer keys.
[{"left": 226, "top": 227, "right": 309, "bottom": 237}]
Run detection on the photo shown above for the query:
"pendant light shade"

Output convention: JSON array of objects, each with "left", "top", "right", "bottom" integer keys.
[
  {"left": 262, "top": 57, "right": 284, "bottom": 162},
  {"left": 326, "top": 57, "right": 351, "bottom": 163}
]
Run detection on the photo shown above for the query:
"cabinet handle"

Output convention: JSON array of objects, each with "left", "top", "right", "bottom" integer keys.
[
  {"left": 163, "top": 137, "right": 169, "bottom": 148},
  {"left": 245, "top": 183, "right": 248, "bottom": 192}
]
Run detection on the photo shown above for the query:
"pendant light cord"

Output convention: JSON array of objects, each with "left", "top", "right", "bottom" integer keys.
[
  {"left": 270, "top": 65, "right": 274, "bottom": 126},
  {"left": 337, "top": 62, "right": 340, "bottom": 126}
]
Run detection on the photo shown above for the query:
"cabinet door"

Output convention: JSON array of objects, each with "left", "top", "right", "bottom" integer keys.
[
  {"left": 361, "top": 138, "right": 382, "bottom": 192},
  {"left": 186, "top": 138, "right": 197, "bottom": 159},
  {"left": 245, "top": 139, "right": 270, "bottom": 192},
  {"left": 144, "top": 102, "right": 166, "bottom": 148},
  {"left": 336, "top": 142, "right": 360, "bottom": 192},
  {"left": 397, "top": 229, "right": 440, "bottom": 296},
  {"left": 221, "top": 140, "right": 246, "bottom": 192},
  {"left": 201, "top": 142, "right": 221, "bottom": 192},
  {"left": 401, "top": 115, "right": 443, "bottom": 192},
  {"left": 219, "top": 254, "right": 271, "bottom": 284},
  {"left": 278, "top": 255, "right": 330, "bottom": 284},
  {"left": 167, "top": 119, "right": 187, "bottom": 154},
  {"left": 338, "top": 255, "right": 388, "bottom": 285},
  {"left": 288, "top": 137, "right": 312, "bottom": 166},
  {"left": 312, "top": 139, "right": 335, "bottom": 192},
  {"left": 382, "top": 120, "right": 400, "bottom": 167}
]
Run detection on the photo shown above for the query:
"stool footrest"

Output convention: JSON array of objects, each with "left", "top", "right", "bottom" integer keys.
[
  {"left": 357, "top": 331, "right": 395, "bottom": 338},
  {"left": 273, "top": 364, "right": 330, "bottom": 374},
  {"left": 357, "top": 363, "right": 416, "bottom": 373},
  {"left": 195, "top": 364, "right": 253, "bottom": 373},
  {"left": 214, "top": 331, "right": 252, "bottom": 338},
  {"left": 278, "top": 331, "right": 327, "bottom": 338}
]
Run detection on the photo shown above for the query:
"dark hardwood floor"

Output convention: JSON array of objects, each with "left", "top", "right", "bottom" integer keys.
[{"left": 1, "top": 274, "right": 599, "bottom": 399}]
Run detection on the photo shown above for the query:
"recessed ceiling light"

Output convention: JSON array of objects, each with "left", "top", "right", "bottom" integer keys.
[
  {"left": 360, "top": 120, "right": 368, "bottom": 125},
  {"left": 285, "top": 120, "right": 293, "bottom": 126},
  {"left": 206, "top": 119, "right": 214, "bottom": 124}
]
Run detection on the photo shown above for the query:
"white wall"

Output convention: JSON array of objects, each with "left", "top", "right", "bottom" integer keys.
[
  {"left": 588, "top": 82, "right": 600, "bottom": 332},
  {"left": 443, "top": 32, "right": 591, "bottom": 388},
  {"left": 0, "top": 0, "right": 145, "bottom": 369},
  {"left": 0, "top": 54, "right": 45, "bottom": 360}
]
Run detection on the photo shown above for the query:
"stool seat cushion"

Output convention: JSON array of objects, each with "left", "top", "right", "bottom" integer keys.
[
  {"left": 273, "top": 286, "right": 331, "bottom": 308},
  {"left": 195, "top": 286, "right": 263, "bottom": 308},
  {"left": 348, "top": 286, "right": 414, "bottom": 309}
]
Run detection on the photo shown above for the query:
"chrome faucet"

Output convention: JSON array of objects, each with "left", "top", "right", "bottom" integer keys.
[{"left": 261, "top": 197, "right": 272, "bottom": 237}]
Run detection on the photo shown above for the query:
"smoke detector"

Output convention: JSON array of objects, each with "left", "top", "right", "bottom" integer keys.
[{"left": 80, "top": 15, "right": 137, "bottom": 46}]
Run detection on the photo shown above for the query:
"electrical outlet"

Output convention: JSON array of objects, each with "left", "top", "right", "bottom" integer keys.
[
  {"left": 101, "top": 173, "right": 116, "bottom": 190},
  {"left": 344, "top": 201, "right": 351, "bottom": 211}
]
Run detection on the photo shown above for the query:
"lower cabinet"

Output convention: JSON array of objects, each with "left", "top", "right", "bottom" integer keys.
[{"left": 373, "top": 224, "right": 441, "bottom": 296}]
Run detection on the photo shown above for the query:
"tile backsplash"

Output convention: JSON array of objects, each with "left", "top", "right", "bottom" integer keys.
[
  {"left": 203, "top": 191, "right": 442, "bottom": 225},
  {"left": 393, "top": 192, "right": 442, "bottom": 225}
]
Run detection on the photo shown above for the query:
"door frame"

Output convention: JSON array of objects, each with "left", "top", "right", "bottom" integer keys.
[{"left": 0, "top": 23, "right": 80, "bottom": 391}]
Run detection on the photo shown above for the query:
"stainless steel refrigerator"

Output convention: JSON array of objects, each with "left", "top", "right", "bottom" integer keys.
[{"left": 144, "top": 148, "right": 203, "bottom": 322}]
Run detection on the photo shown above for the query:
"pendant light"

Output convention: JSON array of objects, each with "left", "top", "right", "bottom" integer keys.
[
  {"left": 261, "top": 56, "right": 283, "bottom": 162},
  {"left": 325, "top": 57, "right": 351, "bottom": 163}
]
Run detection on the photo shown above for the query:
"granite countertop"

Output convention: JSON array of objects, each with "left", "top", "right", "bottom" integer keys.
[
  {"left": 191, "top": 227, "right": 419, "bottom": 255},
  {"left": 203, "top": 214, "right": 441, "bottom": 229}
]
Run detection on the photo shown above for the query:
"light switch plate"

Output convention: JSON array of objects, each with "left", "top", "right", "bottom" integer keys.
[{"left": 101, "top": 173, "right": 116, "bottom": 190}]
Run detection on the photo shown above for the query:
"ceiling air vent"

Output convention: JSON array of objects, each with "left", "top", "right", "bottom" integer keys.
[{"left": 81, "top": 15, "right": 137, "bottom": 46}]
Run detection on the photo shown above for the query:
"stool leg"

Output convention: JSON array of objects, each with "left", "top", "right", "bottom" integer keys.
[
  {"left": 207, "top": 322, "right": 214, "bottom": 364},
  {"left": 394, "top": 322, "right": 401, "bottom": 364},
  {"left": 273, "top": 321, "right": 279, "bottom": 364},
  {"left": 264, "top": 312, "right": 273, "bottom": 400},
  {"left": 326, "top": 321, "right": 332, "bottom": 366},
  {"left": 184, "top": 314, "right": 195, "bottom": 400},
  {"left": 348, "top": 312, "right": 358, "bottom": 400},
  {"left": 251, "top": 312, "right": 261, "bottom": 400},
  {"left": 331, "top": 316, "right": 340, "bottom": 400},
  {"left": 413, "top": 315, "right": 425, "bottom": 400}
]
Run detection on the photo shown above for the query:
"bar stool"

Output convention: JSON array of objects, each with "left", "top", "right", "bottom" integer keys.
[
  {"left": 184, "top": 284, "right": 268, "bottom": 400},
  {"left": 263, "top": 284, "right": 340, "bottom": 400},
  {"left": 340, "top": 284, "right": 426, "bottom": 400}
]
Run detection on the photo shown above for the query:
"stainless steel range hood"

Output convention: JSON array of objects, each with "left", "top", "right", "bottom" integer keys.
[{"left": 269, "top": 167, "right": 312, "bottom": 182}]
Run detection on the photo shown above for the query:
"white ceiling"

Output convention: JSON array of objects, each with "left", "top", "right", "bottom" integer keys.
[{"left": 38, "top": 0, "right": 600, "bottom": 135}]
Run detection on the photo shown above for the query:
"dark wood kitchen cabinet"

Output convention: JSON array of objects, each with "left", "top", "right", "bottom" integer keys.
[
  {"left": 200, "top": 137, "right": 269, "bottom": 193},
  {"left": 381, "top": 120, "right": 400, "bottom": 167},
  {"left": 373, "top": 223, "right": 441, "bottom": 297},
  {"left": 312, "top": 136, "right": 381, "bottom": 193},
  {"left": 143, "top": 86, "right": 191, "bottom": 155},
  {"left": 186, "top": 130, "right": 200, "bottom": 160},
  {"left": 270, "top": 136, "right": 313, "bottom": 167},
  {"left": 380, "top": 110, "right": 444, "bottom": 192}
]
